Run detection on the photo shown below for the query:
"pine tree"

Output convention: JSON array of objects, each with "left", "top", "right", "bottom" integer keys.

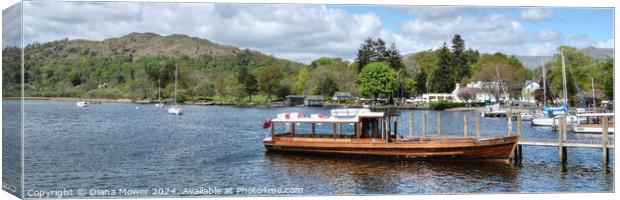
[
  {"left": 451, "top": 34, "right": 469, "bottom": 81},
  {"left": 429, "top": 42, "right": 455, "bottom": 93}
]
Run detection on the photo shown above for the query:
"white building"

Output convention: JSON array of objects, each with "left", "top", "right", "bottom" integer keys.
[
  {"left": 451, "top": 81, "right": 510, "bottom": 103},
  {"left": 520, "top": 81, "right": 540, "bottom": 103}
]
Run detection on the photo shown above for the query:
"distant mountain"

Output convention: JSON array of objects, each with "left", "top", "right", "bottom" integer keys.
[
  {"left": 516, "top": 47, "right": 613, "bottom": 69},
  {"left": 514, "top": 55, "right": 554, "bottom": 69},
  {"left": 23, "top": 32, "right": 302, "bottom": 67}
]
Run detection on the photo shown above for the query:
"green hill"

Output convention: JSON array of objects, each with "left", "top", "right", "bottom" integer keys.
[{"left": 3, "top": 32, "right": 305, "bottom": 102}]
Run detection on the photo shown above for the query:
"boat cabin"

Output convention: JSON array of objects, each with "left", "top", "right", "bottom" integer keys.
[{"left": 269, "top": 109, "right": 400, "bottom": 143}]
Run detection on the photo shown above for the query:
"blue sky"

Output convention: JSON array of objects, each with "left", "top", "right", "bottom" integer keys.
[{"left": 3, "top": 1, "right": 615, "bottom": 63}]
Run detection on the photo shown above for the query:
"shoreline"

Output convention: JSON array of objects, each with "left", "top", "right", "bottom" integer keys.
[{"left": 3, "top": 97, "right": 534, "bottom": 112}]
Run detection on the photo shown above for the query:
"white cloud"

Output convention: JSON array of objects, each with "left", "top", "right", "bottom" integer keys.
[
  {"left": 520, "top": 8, "right": 552, "bottom": 21},
  {"left": 596, "top": 39, "right": 613, "bottom": 48},
  {"left": 14, "top": 1, "right": 613, "bottom": 63}
]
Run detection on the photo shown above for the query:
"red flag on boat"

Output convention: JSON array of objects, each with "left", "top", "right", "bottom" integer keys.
[{"left": 262, "top": 119, "right": 272, "bottom": 129}]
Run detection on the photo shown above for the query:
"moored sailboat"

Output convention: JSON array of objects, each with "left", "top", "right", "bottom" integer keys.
[
  {"left": 155, "top": 78, "right": 165, "bottom": 109},
  {"left": 168, "top": 64, "right": 183, "bottom": 115}
]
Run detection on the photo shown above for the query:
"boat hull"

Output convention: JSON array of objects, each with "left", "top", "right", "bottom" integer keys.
[
  {"left": 263, "top": 136, "right": 519, "bottom": 162},
  {"left": 573, "top": 126, "right": 615, "bottom": 134},
  {"left": 531, "top": 116, "right": 580, "bottom": 126},
  {"left": 168, "top": 106, "right": 183, "bottom": 115}
]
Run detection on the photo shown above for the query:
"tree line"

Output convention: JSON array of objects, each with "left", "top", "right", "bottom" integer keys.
[{"left": 2, "top": 35, "right": 614, "bottom": 106}]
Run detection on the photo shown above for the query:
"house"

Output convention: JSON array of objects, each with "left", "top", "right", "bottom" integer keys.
[
  {"left": 304, "top": 96, "right": 325, "bottom": 107},
  {"left": 520, "top": 81, "right": 540, "bottom": 103},
  {"left": 285, "top": 95, "right": 306, "bottom": 106},
  {"left": 451, "top": 82, "right": 510, "bottom": 103},
  {"left": 286, "top": 95, "right": 326, "bottom": 107},
  {"left": 421, "top": 93, "right": 455, "bottom": 102},
  {"left": 332, "top": 92, "right": 354, "bottom": 101}
]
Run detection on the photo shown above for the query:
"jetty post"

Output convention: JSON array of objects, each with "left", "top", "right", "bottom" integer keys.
[
  {"left": 409, "top": 112, "right": 414, "bottom": 138},
  {"left": 422, "top": 112, "right": 427, "bottom": 138},
  {"left": 437, "top": 112, "right": 442, "bottom": 136},
  {"left": 394, "top": 115, "right": 399, "bottom": 139},
  {"left": 463, "top": 113, "right": 468, "bottom": 137},
  {"left": 476, "top": 112, "right": 481, "bottom": 138},
  {"left": 332, "top": 123, "right": 337, "bottom": 139},
  {"left": 558, "top": 115, "right": 567, "bottom": 163},
  {"left": 507, "top": 112, "right": 513, "bottom": 136},
  {"left": 514, "top": 113, "right": 523, "bottom": 162},
  {"left": 602, "top": 116, "right": 609, "bottom": 165}
]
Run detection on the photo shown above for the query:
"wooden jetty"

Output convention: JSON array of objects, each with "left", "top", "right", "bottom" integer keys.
[{"left": 399, "top": 110, "right": 613, "bottom": 165}]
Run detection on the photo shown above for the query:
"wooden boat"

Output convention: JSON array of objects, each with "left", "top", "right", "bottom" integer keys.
[
  {"left": 573, "top": 113, "right": 614, "bottom": 134},
  {"left": 263, "top": 109, "right": 519, "bottom": 162}
]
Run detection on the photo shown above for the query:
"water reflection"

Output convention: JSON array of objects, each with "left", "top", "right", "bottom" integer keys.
[{"left": 264, "top": 152, "right": 519, "bottom": 194}]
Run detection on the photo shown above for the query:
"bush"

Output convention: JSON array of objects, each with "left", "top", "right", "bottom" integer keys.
[{"left": 428, "top": 101, "right": 465, "bottom": 110}]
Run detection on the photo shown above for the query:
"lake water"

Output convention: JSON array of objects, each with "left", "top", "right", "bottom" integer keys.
[{"left": 4, "top": 100, "right": 615, "bottom": 197}]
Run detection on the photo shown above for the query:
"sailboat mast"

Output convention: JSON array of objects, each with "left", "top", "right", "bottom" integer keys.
[
  {"left": 158, "top": 78, "right": 162, "bottom": 104},
  {"left": 542, "top": 58, "right": 546, "bottom": 107},
  {"left": 591, "top": 77, "right": 596, "bottom": 110},
  {"left": 174, "top": 63, "right": 178, "bottom": 104},
  {"left": 560, "top": 51, "right": 568, "bottom": 107}
]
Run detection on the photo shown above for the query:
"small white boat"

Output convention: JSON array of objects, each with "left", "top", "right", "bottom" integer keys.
[
  {"left": 520, "top": 112, "right": 533, "bottom": 121},
  {"left": 167, "top": 105, "right": 183, "bottom": 115},
  {"left": 155, "top": 78, "right": 165, "bottom": 110},
  {"left": 76, "top": 101, "right": 88, "bottom": 107},
  {"left": 167, "top": 63, "right": 183, "bottom": 115},
  {"left": 531, "top": 115, "right": 580, "bottom": 126},
  {"left": 573, "top": 113, "right": 614, "bottom": 134}
]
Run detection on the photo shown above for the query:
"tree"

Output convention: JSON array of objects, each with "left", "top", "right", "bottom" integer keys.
[
  {"left": 457, "top": 87, "right": 478, "bottom": 104},
  {"left": 546, "top": 46, "right": 593, "bottom": 106},
  {"left": 355, "top": 38, "right": 374, "bottom": 72},
  {"left": 469, "top": 53, "right": 528, "bottom": 101},
  {"left": 307, "top": 57, "right": 357, "bottom": 94},
  {"left": 429, "top": 43, "right": 455, "bottom": 93},
  {"left": 387, "top": 42, "right": 405, "bottom": 70},
  {"left": 602, "top": 59, "right": 613, "bottom": 100},
  {"left": 414, "top": 70, "right": 428, "bottom": 95},
  {"left": 293, "top": 67, "right": 310, "bottom": 94},
  {"left": 256, "top": 65, "right": 284, "bottom": 103},
  {"left": 357, "top": 62, "right": 396, "bottom": 103},
  {"left": 237, "top": 65, "right": 258, "bottom": 101},
  {"left": 451, "top": 34, "right": 470, "bottom": 81},
  {"left": 355, "top": 38, "right": 404, "bottom": 71}
]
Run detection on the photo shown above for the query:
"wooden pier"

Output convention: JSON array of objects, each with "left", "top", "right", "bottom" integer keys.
[{"left": 405, "top": 111, "right": 614, "bottom": 165}]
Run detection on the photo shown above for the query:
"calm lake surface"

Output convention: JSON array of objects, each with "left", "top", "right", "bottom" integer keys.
[{"left": 11, "top": 100, "right": 615, "bottom": 197}]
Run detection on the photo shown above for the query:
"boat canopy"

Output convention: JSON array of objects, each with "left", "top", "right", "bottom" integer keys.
[
  {"left": 543, "top": 105, "right": 567, "bottom": 116},
  {"left": 271, "top": 109, "right": 385, "bottom": 123}
]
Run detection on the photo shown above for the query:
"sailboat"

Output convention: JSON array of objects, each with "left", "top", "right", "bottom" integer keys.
[
  {"left": 532, "top": 51, "right": 578, "bottom": 126},
  {"left": 482, "top": 66, "right": 508, "bottom": 117},
  {"left": 168, "top": 64, "right": 183, "bottom": 115},
  {"left": 155, "top": 78, "right": 165, "bottom": 109}
]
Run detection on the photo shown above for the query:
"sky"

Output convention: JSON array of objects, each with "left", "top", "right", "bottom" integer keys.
[{"left": 2, "top": 1, "right": 614, "bottom": 63}]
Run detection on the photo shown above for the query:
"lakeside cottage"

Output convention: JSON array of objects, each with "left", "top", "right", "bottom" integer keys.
[
  {"left": 520, "top": 81, "right": 540, "bottom": 103},
  {"left": 304, "top": 96, "right": 325, "bottom": 107},
  {"left": 451, "top": 82, "right": 510, "bottom": 103},
  {"left": 332, "top": 92, "right": 354, "bottom": 101},
  {"left": 285, "top": 95, "right": 325, "bottom": 107},
  {"left": 285, "top": 95, "right": 306, "bottom": 106}
]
